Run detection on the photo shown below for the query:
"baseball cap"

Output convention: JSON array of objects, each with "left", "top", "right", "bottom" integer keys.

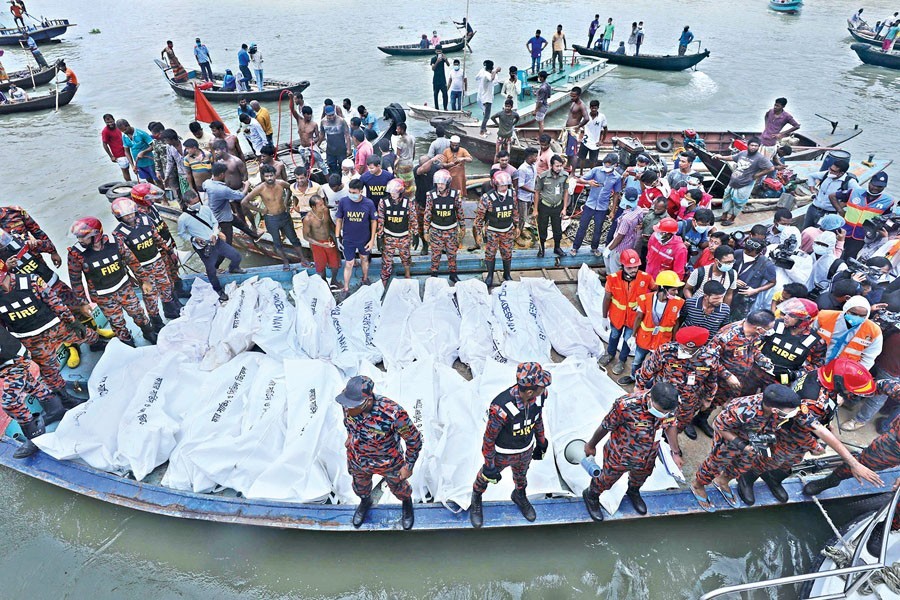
[
  {"left": 324, "top": 105, "right": 335, "bottom": 115},
  {"left": 636, "top": 154, "right": 651, "bottom": 163},
  {"left": 624, "top": 187, "right": 639, "bottom": 200},
  {"left": 516, "top": 362, "right": 552, "bottom": 388},
  {"left": 871, "top": 171, "right": 888, "bottom": 187},
  {"left": 335, "top": 376, "right": 374, "bottom": 409}
]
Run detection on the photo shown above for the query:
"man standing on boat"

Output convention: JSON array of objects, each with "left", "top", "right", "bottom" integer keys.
[
  {"left": 338, "top": 375, "right": 422, "bottom": 531},
  {"left": 193, "top": 38, "right": 213, "bottom": 82},
  {"left": 526, "top": 30, "right": 547, "bottom": 75},
  {"left": 117, "top": 119, "right": 157, "bottom": 184},
  {"left": 22, "top": 35, "right": 49, "bottom": 70},
  {"left": 759, "top": 98, "right": 800, "bottom": 159},
  {"left": 319, "top": 104, "right": 352, "bottom": 178},
  {"left": 602, "top": 19, "right": 615, "bottom": 52},
  {"left": 377, "top": 178, "right": 418, "bottom": 287},
  {"left": 430, "top": 46, "right": 450, "bottom": 111},
  {"left": 241, "top": 164, "right": 304, "bottom": 270},
  {"left": 577, "top": 100, "right": 608, "bottom": 175},
  {"left": 474, "top": 171, "right": 518, "bottom": 287},
  {"left": 440, "top": 136, "right": 472, "bottom": 198},
  {"left": 237, "top": 43, "right": 252, "bottom": 91},
  {"left": 563, "top": 87, "right": 589, "bottom": 170},
  {"left": 424, "top": 169, "right": 463, "bottom": 282},
  {"left": 677, "top": 26, "right": 694, "bottom": 56},
  {"left": 581, "top": 382, "right": 682, "bottom": 521},
  {"left": 712, "top": 137, "right": 774, "bottom": 227},
  {"left": 587, "top": 14, "right": 601, "bottom": 48},
  {"left": 160, "top": 40, "right": 188, "bottom": 83},
  {"left": 571, "top": 153, "right": 621, "bottom": 257},
  {"left": 754, "top": 298, "right": 827, "bottom": 388},
  {"left": 101, "top": 114, "right": 132, "bottom": 182},
  {"left": 475, "top": 60, "right": 501, "bottom": 137},
  {"left": 177, "top": 192, "right": 244, "bottom": 303},
  {"left": 534, "top": 72, "right": 552, "bottom": 138},
  {"left": 469, "top": 362, "right": 552, "bottom": 528},
  {"left": 334, "top": 178, "right": 377, "bottom": 293},
  {"left": 832, "top": 171, "right": 893, "bottom": 260}
]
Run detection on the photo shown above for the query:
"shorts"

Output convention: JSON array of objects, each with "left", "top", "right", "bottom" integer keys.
[
  {"left": 578, "top": 143, "right": 600, "bottom": 163},
  {"left": 116, "top": 157, "right": 131, "bottom": 169},
  {"left": 342, "top": 238, "right": 370, "bottom": 261},
  {"left": 136, "top": 165, "right": 156, "bottom": 182},
  {"left": 311, "top": 241, "right": 341, "bottom": 271},
  {"left": 565, "top": 134, "right": 579, "bottom": 157},
  {"left": 534, "top": 105, "right": 549, "bottom": 123}
]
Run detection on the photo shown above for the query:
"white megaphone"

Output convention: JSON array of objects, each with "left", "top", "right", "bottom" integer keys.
[{"left": 563, "top": 439, "right": 602, "bottom": 477}]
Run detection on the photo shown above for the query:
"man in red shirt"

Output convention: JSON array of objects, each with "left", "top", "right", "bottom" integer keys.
[
  {"left": 645, "top": 217, "right": 687, "bottom": 281},
  {"left": 101, "top": 113, "right": 131, "bottom": 181}
]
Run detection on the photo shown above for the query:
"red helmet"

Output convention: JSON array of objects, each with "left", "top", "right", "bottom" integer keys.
[
  {"left": 818, "top": 358, "right": 876, "bottom": 396},
  {"left": 654, "top": 218, "right": 679, "bottom": 234},
  {"left": 386, "top": 178, "right": 406, "bottom": 196},
  {"left": 71, "top": 217, "right": 104, "bottom": 244},
  {"left": 778, "top": 298, "right": 819, "bottom": 322},
  {"left": 110, "top": 198, "right": 139, "bottom": 219},
  {"left": 433, "top": 169, "right": 452, "bottom": 185},
  {"left": 683, "top": 129, "right": 697, "bottom": 138},
  {"left": 492, "top": 170, "right": 512, "bottom": 187},
  {"left": 620, "top": 249, "right": 641, "bottom": 267},
  {"left": 130, "top": 182, "right": 164, "bottom": 206}
]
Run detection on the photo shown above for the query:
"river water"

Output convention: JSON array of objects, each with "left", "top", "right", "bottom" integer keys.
[{"left": 0, "top": 0, "right": 898, "bottom": 598}]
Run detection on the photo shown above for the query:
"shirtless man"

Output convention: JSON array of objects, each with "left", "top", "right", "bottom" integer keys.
[
  {"left": 564, "top": 86, "right": 589, "bottom": 170},
  {"left": 302, "top": 195, "right": 341, "bottom": 288},
  {"left": 288, "top": 94, "right": 320, "bottom": 148},
  {"left": 241, "top": 164, "right": 302, "bottom": 269},
  {"left": 212, "top": 139, "right": 258, "bottom": 238},
  {"left": 210, "top": 120, "right": 245, "bottom": 162},
  {"left": 259, "top": 144, "right": 288, "bottom": 181}
]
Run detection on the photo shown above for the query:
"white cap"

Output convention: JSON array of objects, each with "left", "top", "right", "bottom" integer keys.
[
  {"left": 341, "top": 158, "right": 354, "bottom": 169},
  {"left": 449, "top": 135, "right": 461, "bottom": 144}
]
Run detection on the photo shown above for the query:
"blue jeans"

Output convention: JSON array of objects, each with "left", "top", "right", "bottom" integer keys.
[
  {"left": 606, "top": 325, "right": 632, "bottom": 362},
  {"left": 450, "top": 90, "right": 462, "bottom": 111},
  {"left": 199, "top": 239, "right": 242, "bottom": 292},
  {"left": 254, "top": 69, "right": 264, "bottom": 90},
  {"left": 602, "top": 39, "right": 611, "bottom": 51},
  {"left": 238, "top": 65, "right": 253, "bottom": 90},
  {"left": 480, "top": 102, "right": 493, "bottom": 133},
  {"left": 572, "top": 206, "right": 608, "bottom": 251},
  {"left": 630, "top": 345, "right": 651, "bottom": 377},
  {"left": 856, "top": 367, "right": 896, "bottom": 423},
  {"left": 531, "top": 55, "right": 541, "bottom": 73},
  {"left": 199, "top": 62, "right": 213, "bottom": 81}
]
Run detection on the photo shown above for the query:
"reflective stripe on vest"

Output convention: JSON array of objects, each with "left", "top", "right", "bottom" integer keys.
[
  {"left": 485, "top": 191, "right": 516, "bottom": 233},
  {"left": 0, "top": 276, "right": 60, "bottom": 338},
  {"left": 383, "top": 198, "right": 411, "bottom": 237},
  {"left": 76, "top": 241, "right": 129, "bottom": 296},
  {"left": 493, "top": 393, "right": 544, "bottom": 454},
  {"left": 815, "top": 310, "right": 881, "bottom": 363},
  {"left": 429, "top": 191, "right": 459, "bottom": 230}
]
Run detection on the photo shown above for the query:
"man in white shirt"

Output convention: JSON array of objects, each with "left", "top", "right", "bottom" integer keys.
[
  {"left": 448, "top": 59, "right": 466, "bottom": 111},
  {"left": 577, "top": 100, "right": 607, "bottom": 174},
  {"left": 239, "top": 113, "right": 268, "bottom": 155},
  {"left": 322, "top": 173, "right": 350, "bottom": 222},
  {"left": 476, "top": 59, "right": 502, "bottom": 136},
  {"left": 516, "top": 147, "right": 539, "bottom": 228},
  {"left": 500, "top": 66, "right": 521, "bottom": 111}
]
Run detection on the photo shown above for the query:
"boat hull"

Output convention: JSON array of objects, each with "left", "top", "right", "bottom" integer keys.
[
  {"left": 378, "top": 32, "right": 474, "bottom": 56},
  {"left": 0, "top": 19, "right": 75, "bottom": 45},
  {"left": 572, "top": 44, "right": 710, "bottom": 71},
  {"left": 769, "top": 1, "right": 803, "bottom": 13},
  {"left": 0, "top": 62, "right": 57, "bottom": 91},
  {"left": 851, "top": 43, "right": 900, "bottom": 70},
  {"left": 847, "top": 27, "right": 882, "bottom": 47},
  {"left": 0, "top": 84, "right": 76, "bottom": 114},
  {"left": 154, "top": 60, "right": 310, "bottom": 102}
]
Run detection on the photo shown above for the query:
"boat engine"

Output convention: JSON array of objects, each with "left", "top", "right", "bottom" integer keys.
[{"left": 610, "top": 136, "right": 667, "bottom": 174}]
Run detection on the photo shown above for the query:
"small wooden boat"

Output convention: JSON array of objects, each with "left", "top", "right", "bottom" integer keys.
[
  {"left": 573, "top": 44, "right": 710, "bottom": 71},
  {"left": 154, "top": 59, "right": 309, "bottom": 102},
  {"left": 851, "top": 43, "right": 900, "bottom": 70},
  {"left": 847, "top": 26, "right": 883, "bottom": 47},
  {"left": 0, "top": 83, "right": 76, "bottom": 114},
  {"left": 0, "top": 19, "right": 75, "bottom": 45},
  {"left": 378, "top": 31, "right": 475, "bottom": 56},
  {"left": 769, "top": 0, "right": 803, "bottom": 13},
  {"left": 0, "top": 61, "right": 58, "bottom": 91}
]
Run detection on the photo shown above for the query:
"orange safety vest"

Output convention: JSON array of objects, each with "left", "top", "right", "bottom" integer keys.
[
  {"left": 634, "top": 292, "right": 684, "bottom": 351},
  {"left": 605, "top": 270, "right": 653, "bottom": 330},
  {"left": 814, "top": 310, "right": 881, "bottom": 363}
]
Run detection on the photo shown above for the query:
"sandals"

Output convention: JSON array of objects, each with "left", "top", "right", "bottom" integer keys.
[
  {"left": 691, "top": 487, "right": 716, "bottom": 512},
  {"left": 713, "top": 482, "right": 740, "bottom": 508}
]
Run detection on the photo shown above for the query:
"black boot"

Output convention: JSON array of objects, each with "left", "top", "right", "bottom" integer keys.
[
  {"left": 140, "top": 324, "right": 158, "bottom": 344},
  {"left": 802, "top": 471, "right": 844, "bottom": 496},
  {"left": 626, "top": 486, "right": 647, "bottom": 515},
  {"left": 469, "top": 491, "right": 484, "bottom": 528},
  {"left": 449, "top": 272, "right": 459, "bottom": 284},
  {"left": 484, "top": 262, "right": 495, "bottom": 288},
  {"left": 553, "top": 246, "right": 564, "bottom": 257},
  {"left": 57, "top": 388, "right": 84, "bottom": 410},
  {"left": 13, "top": 415, "right": 45, "bottom": 459},
  {"left": 401, "top": 497, "right": 415, "bottom": 530},
  {"left": 502, "top": 259, "right": 512, "bottom": 281},
  {"left": 174, "top": 278, "right": 191, "bottom": 299},
  {"left": 867, "top": 520, "right": 886, "bottom": 557},
  {"left": 511, "top": 488, "right": 536, "bottom": 522},
  {"left": 760, "top": 469, "right": 790, "bottom": 503},
  {"left": 149, "top": 314, "right": 165, "bottom": 333},
  {"left": 430, "top": 271, "right": 438, "bottom": 278},
  {"left": 582, "top": 488, "right": 604, "bottom": 522},
  {"left": 39, "top": 393, "right": 65, "bottom": 425},
  {"left": 163, "top": 299, "right": 182, "bottom": 320},
  {"left": 737, "top": 471, "right": 760, "bottom": 506},
  {"left": 683, "top": 423, "right": 698, "bottom": 440},
  {"left": 421, "top": 239, "right": 429, "bottom": 254},
  {"left": 352, "top": 496, "right": 373, "bottom": 528},
  {"left": 537, "top": 243, "right": 545, "bottom": 258},
  {"left": 693, "top": 410, "right": 715, "bottom": 438}
]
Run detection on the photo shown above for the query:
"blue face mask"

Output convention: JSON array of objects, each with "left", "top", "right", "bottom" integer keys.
[
  {"left": 845, "top": 313, "right": 866, "bottom": 328},
  {"left": 648, "top": 404, "right": 669, "bottom": 419},
  {"left": 718, "top": 262, "right": 733, "bottom": 272},
  {"left": 348, "top": 193, "right": 361, "bottom": 202}
]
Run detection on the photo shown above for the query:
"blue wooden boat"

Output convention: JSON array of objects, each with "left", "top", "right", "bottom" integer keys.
[
  {"left": 851, "top": 43, "right": 900, "bottom": 70},
  {"left": 769, "top": 0, "right": 803, "bottom": 14},
  {"left": 0, "top": 19, "right": 75, "bottom": 45}
]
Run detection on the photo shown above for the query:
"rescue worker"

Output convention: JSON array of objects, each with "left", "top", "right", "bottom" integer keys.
[
  {"left": 833, "top": 170, "right": 892, "bottom": 260},
  {"left": 0, "top": 206, "right": 62, "bottom": 270},
  {"left": 738, "top": 359, "right": 882, "bottom": 505},
  {"left": 618, "top": 270, "right": 684, "bottom": 386},
  {"left": 470, "top": 362, "right": 552, "bottom": 528},
  {"left": 0, "top": 327, "right": 62, "bottom": 458},
  {"left": 337, "top": 375, "right": 422, "bottom": 531},
  {"left": 636, "top": 325, "right": 740, "bottom": 440},
  {"left": 130, "top": 183, "right": 187, "bottom": 298},
  {"left": 376, "top": 178, "right": 419, "bottom": 286},
  {"left": 110, "top": 198, "right": 182, "bottom": 329},
  {"left": 813, "top": 295, "right": 883, "bottom": 369},
  {"left": 67, "top": 217, "right": 158, "bottom": 346},
  {"left": 690, "top": 384, "right": 802, "bottom": 511},
  {"left": 473, "top": 170, "right": 518, "bottom": 287},
  {"left": 645, "top": 217, "right": 688, "bottom": 281},
  {"left": 0, "top": 260, "right": 99, "bottom": 407},
  {"left": 581, "top": 382, "right": 682, "bottom": 522},
  {"left": 600, "top": 249, "right": 652, "bottom": 375},
  {"left": 755, "top": 298, "right": 827, "bottom": 387},
  {"left": 424, "top": 168, "right": 463, "bottom": 282}
]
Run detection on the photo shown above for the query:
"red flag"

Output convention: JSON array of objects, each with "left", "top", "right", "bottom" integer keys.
[{"left": 193, "top": 84, "right": 229, "bottom": 133}]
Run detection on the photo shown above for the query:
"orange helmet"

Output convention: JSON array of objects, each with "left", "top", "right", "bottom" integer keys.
[
  {"left": 386, "top": 178, "right": 406, "bottom": 196},
  {"left": 620, "top": 249, "right": 641, "bottom": 267},
  {"left": 110, "top": 198, "right": 139, "bottom": 219},
  {"left": 71, "top": 217, "right": 104, "bottom": 244},
  {"left": 654, "top": 218, "right": 679, "bottom": 234},
  {"left": 492, "top": 170, "right": 512, "bottom": 187},
  {"left": 683, "top": 129, "right": 697, "bottom": 138},
  {"left": 818, "top": 358, "right": 876, "bottom": 396},
  {"left": 778, "top": 298, "right": 819, "bottom": 322},
  {"left": 433, "top": 169, "right": 452, "bottom": 185}
]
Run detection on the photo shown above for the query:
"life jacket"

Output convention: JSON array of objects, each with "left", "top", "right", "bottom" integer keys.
[
  {"left": 634, "top": 292, "right": 684, "bottom": 351},
  {"left": 0, "top": 233, "right": 57, "bottom": 286},
  {"left": 383, "top": 198, "right": 411, "bottom": 237},
  {"left": 428, "top": 189, "right": 459, "bottom": 230},
  {"left": 606, "top": 270, "right": 653, "bottom": 330},
  {"left": 815, "top": 310, "right": 882, "bottom": 363},
  {"left": 0, "top": 275, "right": 60, "bottom": 338},
  {"left": 758, "top": 320, "right": 820, "bottom": 383},
  {"left": 843, "top": 188, "right": 894, "bottom": 241},
  {"left": 74, "top": 240, "right": 129, "bottom": 296},
  {"left": 141, "top": 207, "right": 175, "bottom": 250},
  {"left": 485, "top": 190, "right": 516, "bottom": 233},
  {"left": 0, "top": 326, "right": 26, "bottom": 365},
  {"left": 492, "top": 387, "right": 545, "bottom": 454},
  {"left": 115, "top": 222, "right": 161, "bottom": 266}
]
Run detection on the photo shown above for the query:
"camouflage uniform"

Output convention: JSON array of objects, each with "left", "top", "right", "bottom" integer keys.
[
  {"left": 474, "top": 190, "right": 519, "bottom": 263},
  {"left": 377, "top": 196, "right": 419, "bottom": 285},
  {"left": 710, "top": 320, "right": 764, "bottom": 406},
  {"left": 424, "top": 189, "right": 463, "bottom": 273},
  {"left": 112, "top": 218, "right": 175, "bottom": 318},
  {"left": 137, "top": 205, "right": 180, "bottom": 286},
  {"left": 0, "top": 349, "right": 54, "bottom": 428}
]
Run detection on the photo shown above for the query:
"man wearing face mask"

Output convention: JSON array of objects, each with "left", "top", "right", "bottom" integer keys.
[
  {"left": 668, "top": 180, "right": 712, "bottom": 220},
  {"left": 571, "top": 153, "right": 622, "bottom": 257},
  {"left": 638, "top": 198, "right": 668, "bottom": 263},
  {"left": 765, "top": 209, "right": 795, "bottom": 246},
  {"left": 623, "top": 154, "right": 651, "bottom": 198},
  {"left": 637, "top": 169, "right": 670, "bottom": 210},
  {"left": 691, "top": 384, "right": 802, "bottom": 511},
  {"left": 618, "top": 270, "right": 685, "bottom": 386},
  {"left": 685, "top": 245, "right": 736, "bottom": 303},
  {"left": 636, "top": 326, "right": 739, "bottom": 440},
  {"left": 645, "top": 218, "right": 687, "bottom": 281},
  {"left": 713, "top": 137, "right": 774, "bottom": 227},
  {"left": 813, "top": 294, "right": 883, "bottom": 369},
  {"left": 604, "top": 188, "right": 645, "bottom": 274},
  {"left": 755, "top": 298, "right": 827, "bottom": 389},
  {"left": 832, "top": 171, "right": 893, "bottom": 260},
  {"left": 424, "top": 169, "right": 464, "bottom": 281},
  {"left": 731, "top": 238, "right": 777, "bottom": 321},
  {"left": 474, "top": 171, "right": 518, "bottom": 287},
  {"left": 807, "top": 231, "right": 847, "bottom": 298},
  {"left": 804, "top": 159, "right": 854, "bottom": 230},
  {"left": 677, "top": 208, "right": 715, "bottom": 266},
  {"left": 600, "top": 249, "right": 652, "bottom": 375},
  {"left": 801, "top": 214, "right": 846, "bottom": 257},
  {"left": 534, "top": 155, "right": 570, "bottom": 258}
]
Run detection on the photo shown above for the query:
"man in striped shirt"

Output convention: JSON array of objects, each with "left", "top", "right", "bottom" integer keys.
[{"left": 681, "top": 280, "right": 731, "bottom": 336}]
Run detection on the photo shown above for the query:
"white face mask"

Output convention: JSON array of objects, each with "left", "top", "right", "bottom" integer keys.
[
  {"left": 812, "top": 244, "right": 829, "bottom": 256},
  {"left": 680, "top": 198, "right": 690, "bottom": 208},
  {"left": 676, "top": 347, "right": 695, "bottom": 359},
  {"left": 694, "top": 225, "right": 710, "bottom": 234},
  {"left": 454, "top": 66, "right": 460, "bottom": 71},
  {"left": 634, "top": 166, "right": 646, "bottom": 175},
  {"left": 826, "top": 173, "right": 838, "bottom": 179},
  {"left": 602, "top": 166, "right": 614, "bottom": 173}
]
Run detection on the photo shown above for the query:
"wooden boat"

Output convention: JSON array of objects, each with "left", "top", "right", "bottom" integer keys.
[
  {"left": 407, "top": 54, "right": 615, "bottom": 127},
  {"left": 572, "top": 44, "right": 710, "bottom": 71},
  {"left": 850, "top": 43, "right": 900, "bottom": 70},
  {"left": 0, "top": 19, "right": 75, "bottom": 45},
  {"left": 0, "top": 61, "right": 58, "bottom": 91},
  {"left": 154, "top": 59, "right": 310, "bottom": 102},
  {"left": 769, "top": 0, "right": 803, "bottom": 13},
  {"left": 847, "top": 26, "right": 884, "bottom": 47},
  {"left": 378, "top": 31, "right": 475, "bottom": 56},
  {"left": 0, "top": 83, "right": 76, "bottom": 114}
]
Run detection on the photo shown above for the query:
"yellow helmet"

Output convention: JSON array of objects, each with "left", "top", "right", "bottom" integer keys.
[{"left": 655, "top": 270, "right": 684, "bottom": 288}]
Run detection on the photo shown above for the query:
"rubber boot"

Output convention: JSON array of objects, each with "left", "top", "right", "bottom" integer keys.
[
  {"left": 430, "top": 271, "right": 438, "bottom": 278},
  {"left": 401, "top": 497, "right": 415, "bottom": 530},
  {"left": 162, "top": 299, "right": 182, "bottom": 320},
  {"left": 449, "top": 271, "right": 459, "bottom": 284},
  {"left": 626, "top": 486, "right": 647, "bottom": 515},
  {"left": 421, "top": 239, "right": 429, "bottom": 255},
  {"left": 867, "top": 520, "right": 887, "bottom": 557},
  {"left": 537, "top": 242, "right": 545, "bottom": 258},
  {"left": 582, "top": 488, "right": 604, "bottom": 522},
  {"left": 760, "top": 469, "right": 790, "bottom": 503},
  {"left": 352, "top": 496, "right": 373, "bottom": 528},
  {"left": 693, "top": 409, "right": 715, "bottom": 438},
  {"left": 174, "top": 277, "right": 191, "bottom": 299},
  {"left": 149, "top": 314, "right": 165, "bottom": 333},
  {"left": 57, "top": 387, "right": 84, "bottom": 410},
  {"left": 65, "top": 343, "right": 80, "bottom": 368},
  {"left": 469, "top": 491, "right": 484, "bottom": 528},
  {"left": 511, "top": 488, "right": 536, "bottom": 522},
  {"left": 737, "top": 471, "right": 760, "bottom": 506},
  {"left": 502, "top": 259, "right": 512, "bottom": 281},
  {"left": 484, "top": 262, "right": 495, "bottom": 288},
  {"left": 683, "top": 423, "right": 698, "bottom": 440},
  {"left": 13, "top": 415, "right": 45, "bottom": 459},
  {"left": 39, "top": 393, "right": 65, "bottom": 425},
  {"left": 140, "top": 324, "right": 158, "bottom": 344},
  {"left": 802, "top": 471, "right": 844, "bottom": 496}
]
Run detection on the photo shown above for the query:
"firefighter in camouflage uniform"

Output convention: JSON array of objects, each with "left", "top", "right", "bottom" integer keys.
[
  {"left": 376, "top": 178, "right": 419, "bottom": 287},
  {"left": 473, "top": 170, "right": 519, "bottom": 287},
  {"left": 424, "top": 169, "right": 463, "bottom": 282}
]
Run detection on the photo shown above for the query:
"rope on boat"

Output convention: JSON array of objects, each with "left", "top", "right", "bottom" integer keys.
[
  {"left": 799, "top": 472, "right": 853, "bottom": 552},
  {"left": 821, "top": 543, "right": 900, "bottom": 597},
  {"left": 275, "top": 90, "right": 298, "bottom": 169}
]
